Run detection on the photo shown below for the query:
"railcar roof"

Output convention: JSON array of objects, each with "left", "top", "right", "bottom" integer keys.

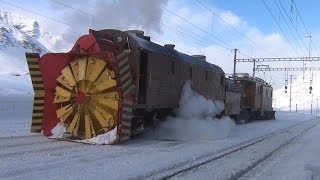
[{"left": 127, "top": 32, "right": 224, "bottom": 74}]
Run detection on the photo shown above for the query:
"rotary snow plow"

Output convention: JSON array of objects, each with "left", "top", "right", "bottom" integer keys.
[{"left": 25, "top": 30, "right": 135, "bottom": 144}]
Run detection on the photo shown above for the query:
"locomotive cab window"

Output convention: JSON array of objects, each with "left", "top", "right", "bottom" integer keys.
[{"left": 259, "top": 85, "right": 263, "bottom": 95}]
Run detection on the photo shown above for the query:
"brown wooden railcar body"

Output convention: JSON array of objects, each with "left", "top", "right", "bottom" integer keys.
[
  {"left": 91, "top": 29, "right": 226, "bottom": 133},
  {"left": 225, "top": 78, "right": 241, "bottom": 118},
  {"left": 235, "top": 74, "right": 275, "bottom": 120}
]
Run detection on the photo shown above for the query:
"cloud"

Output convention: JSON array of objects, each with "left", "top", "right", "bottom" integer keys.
[
  {"left": 219, "top": 10, "right": 242, "bottom": 27},
  {"left": 50, "top": 0, "right": 168, "bottom": 45},
  {"left": 152, "top": 2, "right": 306, "bottom": 88}
]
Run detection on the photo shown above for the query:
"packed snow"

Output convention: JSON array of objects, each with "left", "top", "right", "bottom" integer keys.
[
  {"left": 242, "top": 118, "right": 320, "bottom": 180},
  {"left": 1, "top": 94, "right": 319, "bottom": 179},
  {"left": 50, "top": 122, "right": 66, "bottom": 138},
  {"left": 77, "top": 127, "right": 118, "bottom": 145}
]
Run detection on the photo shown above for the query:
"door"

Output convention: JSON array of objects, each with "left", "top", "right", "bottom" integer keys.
[{"left": 138, "top": 51, "right": 148, "bottom": 104}]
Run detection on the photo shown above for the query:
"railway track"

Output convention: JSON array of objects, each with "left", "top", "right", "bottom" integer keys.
[
  {"left": 0, "top": 134, "right": 40, "bottom": 141},
  {"left": 145, "top": 118, "right": 320, "bottom": 180},
  {"left": 0, "top": 141, "right": 85, "bottom": 159},
  {"left": 0, "top": 136, "right": 185, "bottom": 178}
]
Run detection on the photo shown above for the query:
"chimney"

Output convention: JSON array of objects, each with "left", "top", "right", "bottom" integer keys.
[
  {"left": 192, "top": 55, "right": 206, "bottom": 61},
  {"left": 143, "top": 36, "right": 151, "bottom": 41},
  {"left": 125, "top": 30, "right": 144, "bottom": 36},
  {"left": 164, "top": 44, "right": 175, "bottom": 50}
]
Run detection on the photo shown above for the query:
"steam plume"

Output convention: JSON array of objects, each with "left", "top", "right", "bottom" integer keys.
[{"left": 156, "top": 82, "right": 235, "bottom": 141}]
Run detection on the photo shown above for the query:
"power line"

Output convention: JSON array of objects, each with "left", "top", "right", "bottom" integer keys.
[
  {"left": 261, "top": 0, "right": 302, "bottom": 56},
  {"left": 0, "top": 0, "right": 72, "bottom": 27},
  {"left": 49, "top": 0, "right": 93, "bottom": 16},
  {"left": 162, "top": 17, "right": 233, "bottom": 53},
  {"left": 291, "top": 0, "right": 310, "bottom": 35},
  {"left": 160, "top": 22, "right": 232, "bottom": 57},
  {"left": 273, "top": 0, "right": 304, "bottom": 56},
  {"left": 291, "top": 0, "right": 320, "bottom": 56},
  {"left": 276, "top": 0, "right": 309, "bottom": 55},
  {"left": 48, "top": 0, "right": 235, "bottom": 58},
  {"left": 162, "top": 7, "right": 233, "bottom": 50},
  {"left": 195, "top": 0, "right": 276, "bottom": 57}
]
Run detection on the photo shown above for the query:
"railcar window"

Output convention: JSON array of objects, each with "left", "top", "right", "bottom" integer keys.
[
  {"left": 205, "top": 71, "right": 208, "bottom": 81},
  {"left": 259, "top": 85, "right": 263, "bottom": 94},
  {"left": 171, "top": 60, "right": 175, "bottom": 74},
  {"left": 189, "top": 66, "right": 192, "bottom": 78},
  {"left": 220, "top": 75, "right": 224, "bottom": 85}
]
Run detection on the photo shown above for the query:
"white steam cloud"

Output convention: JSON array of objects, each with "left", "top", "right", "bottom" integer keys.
[
  {"left": 155, "top": 82, "right": 235, "bottom": 141},
  {"left": 50, "top": 0, "right": 168, "bottom": 50}
]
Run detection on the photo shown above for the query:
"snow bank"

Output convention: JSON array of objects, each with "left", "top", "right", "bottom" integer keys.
[
  {"left": 50, "top": 122, "right": 117, "bottom": 144},
  {"left": 77, "top": 127, "right": 117, "bottom": 145},
  {"left": 50, "top": 122, "right": 66, "bottom": 138},
  {"left": 156, "top": 82, "right": 235, "bottom": 141}
]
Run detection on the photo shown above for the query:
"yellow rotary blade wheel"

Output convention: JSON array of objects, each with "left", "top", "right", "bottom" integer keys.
[{"left": 54, "top": 56, "right": 119, "bottom": 139}]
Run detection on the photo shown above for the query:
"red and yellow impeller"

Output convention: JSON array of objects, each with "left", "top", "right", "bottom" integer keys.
[{"left": 53, "top": 57, "right": 119, "bottom": 139}]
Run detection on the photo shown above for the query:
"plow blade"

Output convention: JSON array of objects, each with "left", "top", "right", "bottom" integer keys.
[
  {"left": 26, "top": 53, "right": 45, "bottom": 133},
  {"left": 25, "top": 50, "right": 135, "bottom": 144}
]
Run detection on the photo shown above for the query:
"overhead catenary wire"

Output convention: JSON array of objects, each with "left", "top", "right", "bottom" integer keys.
[
  {"left": 49, "top": 0, "right": 93, "bottom": 16},
  {"left": 160, "top": 22, "right": 232, "bottom": 57},
  {"left": 261, "top": 0, "right": 302, "bottom": 57},
  {"left": 0, "top": 0, "right": 72, "bottom": 27},
  {"left": 195, "top": 0, "right": 277, "bottom": 57},
  {"left": 276, "top": 0, "right": 309, "bottom": 55},
  {"left": 48, "top": 0, "right": 236, "bottom": 58},
  {"left": 274, "top": 0, "right": 305, "bottom": 56},
  {"left": 291, "top": 0, "right": 320, "bottom": 56},
  {"left": 274, "top": 0, "right": 318, "bottom": 89},
  {"left": 4, "top": 0, "right": 288, "bottom": 83},
  {"left": 162, "top": 7, "right": 234, "bottom": 50}
]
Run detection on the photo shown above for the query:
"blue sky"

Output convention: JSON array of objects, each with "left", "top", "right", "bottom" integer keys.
[
  {"left": 1, "top": 0, "right": 319, "bottom": 88},
  {"left": 209, "top": 0, "right": 320, "bottom": 33}
]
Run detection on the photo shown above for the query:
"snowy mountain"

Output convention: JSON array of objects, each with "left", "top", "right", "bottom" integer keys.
[
  {"left": 273, "top": 72, "right": 320, "bottom": 114},
  {"left": 0, "top": 10, "right": 69, "bottom": 94}
]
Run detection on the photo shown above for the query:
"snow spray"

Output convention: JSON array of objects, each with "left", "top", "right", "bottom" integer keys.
[{"left": 156, "top": 82, "right": 235, "bottom": 141}]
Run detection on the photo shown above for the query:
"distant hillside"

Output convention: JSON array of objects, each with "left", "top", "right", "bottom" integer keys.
[
  {"left": 0, "top": 10, "right": 67, "bottom": 94},
  {"left": 273, "top": 72, "right": 320, "bottom": 114}
]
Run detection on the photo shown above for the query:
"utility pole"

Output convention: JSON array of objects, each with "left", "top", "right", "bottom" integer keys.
[
  {"left": 307, "top": 35, "right": 312, "bottom": 59},
  {"left": 233, "top": 49, "right": 238, "bottom": 76},
  {"left": 316, "top": 98, "right": 318, "bottom": 116},
  {"left": 305, "top": 35, "right": 312, "bottom": 81},
  {"left": 253, "top": 59, "right": 256, "bottom": 78},
  {"left": 311, "top": 93, "right": 313, "bottom": 115},
  {"left": 289, "top": 75, "right": 293, "bottom": 111}
]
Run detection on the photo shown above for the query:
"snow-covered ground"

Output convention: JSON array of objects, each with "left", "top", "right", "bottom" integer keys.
[
  {"left": 242, "top": 118, "right": 320, "bottom": 179},
  {"left": 0, "top": 94, "right": 319, "bottom": 179},
  {"left": 0, "top": 94, "right": 33, "bottom": 137}
]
